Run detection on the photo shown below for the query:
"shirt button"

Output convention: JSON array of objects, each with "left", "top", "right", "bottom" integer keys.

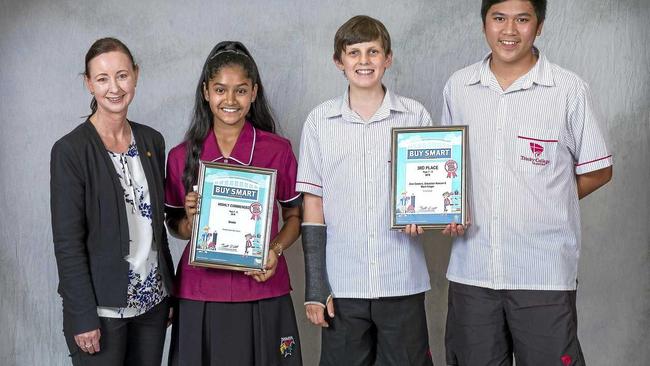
[{"left": 224, "top": 158, "right": 229, "bottom": 163}]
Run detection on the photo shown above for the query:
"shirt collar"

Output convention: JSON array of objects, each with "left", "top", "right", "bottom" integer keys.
[
  {"left": 325, "top": 86, "right": 407, "bottom": 123},
  {"left": 200, "top": 121, "right": 256, "bottom": 165},
  {"left": 465, "top": 47, "right": 555, "bottom": 90},
  {"left": 527, "top": 51, "right": 555, "bottom": 87}
]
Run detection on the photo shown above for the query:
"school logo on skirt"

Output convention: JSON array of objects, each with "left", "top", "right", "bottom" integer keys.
[{"left": 280, "top": 336, "right": 296, "bottom": 358}]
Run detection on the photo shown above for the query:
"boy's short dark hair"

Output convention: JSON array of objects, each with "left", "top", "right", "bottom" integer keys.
[
  {"left": 481, "top": 0, "right": 547, "bottom": 26},
  {"left": 333, "top": 15, "right": 391, "bottom": 62}
]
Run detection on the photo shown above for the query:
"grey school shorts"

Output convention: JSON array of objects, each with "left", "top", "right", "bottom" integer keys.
[{"left": 445, "top": 281, "right": 585, "bottom": 366}]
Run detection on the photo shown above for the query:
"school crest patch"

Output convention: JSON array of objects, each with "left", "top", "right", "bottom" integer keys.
[{"left": 279, "top": 336, "right": 296, "bottom": 358}]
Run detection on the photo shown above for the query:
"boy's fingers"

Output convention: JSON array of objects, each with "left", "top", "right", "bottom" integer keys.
[
  {"left": 442, "top": 224, "right": 451, "bottom": 235},
  {"left": 327, "top": 299, "right": 335, "bottom": 318},
  {"left": 306, "top": 306, "right": 329, "bottom": 327}
]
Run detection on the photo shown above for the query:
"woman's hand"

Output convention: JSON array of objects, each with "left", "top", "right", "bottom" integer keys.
[
  {"left": 74, "top": 328, "right": 101, "bottom": 354},
  {"left": 245, "top": 249, "right": 279, "bottom": 282}
]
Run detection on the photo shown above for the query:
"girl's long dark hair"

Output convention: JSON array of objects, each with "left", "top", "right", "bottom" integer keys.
[{"left": 182, "top": 41, "right": 276, "bottom": 193}]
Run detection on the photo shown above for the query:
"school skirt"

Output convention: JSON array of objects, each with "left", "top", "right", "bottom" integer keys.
[{"left": 168, "top": 294, "right": 302, "bottom": 366}]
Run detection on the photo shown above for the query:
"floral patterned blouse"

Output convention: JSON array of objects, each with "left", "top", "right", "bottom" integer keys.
[{"left": 97, "top": 134, "right": 166, "bottom": 318}]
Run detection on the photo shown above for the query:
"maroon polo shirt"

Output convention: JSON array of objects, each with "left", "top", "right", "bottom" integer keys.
[{"left": 165, "top": 122, "right": 301, "bottom": 302}]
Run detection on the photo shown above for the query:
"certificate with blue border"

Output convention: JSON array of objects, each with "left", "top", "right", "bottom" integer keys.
[
  {"left": 391, "top": 126, "right": 468, "bottom": 229},
  {"left": 189, "top": 161, "right": 276, "bottom": 271}
]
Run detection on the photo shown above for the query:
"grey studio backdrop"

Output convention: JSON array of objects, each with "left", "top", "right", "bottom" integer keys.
[{"left": 0, "top": 0, "right": 648, "bottom": 365}]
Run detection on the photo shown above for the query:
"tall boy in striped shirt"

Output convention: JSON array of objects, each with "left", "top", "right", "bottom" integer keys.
[
  {"left": 297, "top": 15, "right": 434, "bottom": 366},
  {"left": 441, "top": 1, "right": 613, "bottom": 365}
]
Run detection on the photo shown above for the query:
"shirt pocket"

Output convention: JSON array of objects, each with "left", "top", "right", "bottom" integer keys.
[{"left": 515, "top": 128, "right": 559, "bottom": 174}]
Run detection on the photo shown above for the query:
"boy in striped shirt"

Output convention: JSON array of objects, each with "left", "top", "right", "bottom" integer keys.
[
  {"left": 441, "top": 1, "right": 613, "bottom": 365},
  {"left": 297, "top": 15, "right": 434, "bottom": 366}
]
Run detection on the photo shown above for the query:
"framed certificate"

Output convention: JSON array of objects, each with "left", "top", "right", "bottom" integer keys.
[
  {"left": 189, "top": 161, "right": 277, "bottom": 271},
  {"left": 390, "top": 126, "right": 468, "bottom": 229}
]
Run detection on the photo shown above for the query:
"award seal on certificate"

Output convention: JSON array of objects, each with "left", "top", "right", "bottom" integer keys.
[
  {"left": 390, "top": 126, "right": 468, "bottom": 229},
  {"left": 445, "top": 159, "right": 458, "bottom": 178},
  {"left": 188, "top": 161, "right": 277, "bottom": 271},
  {"left": 249, "top": 202, "right": 262, "bottom": 220}
]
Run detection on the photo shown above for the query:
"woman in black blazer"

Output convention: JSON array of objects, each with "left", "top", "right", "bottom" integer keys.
[{"left": 50, "top": 37, "right": 174, "bottom": 365}]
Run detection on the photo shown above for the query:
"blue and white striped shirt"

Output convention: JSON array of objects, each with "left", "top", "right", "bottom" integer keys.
[
  {"left": 297, "top": 88, "right": 432, "bottom": 298},
  {"left": 442, "top": 51, "right": 613, "bottom": 290}
]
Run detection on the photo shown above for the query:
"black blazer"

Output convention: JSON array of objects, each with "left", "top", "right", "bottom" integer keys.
[{"left": 50, "top": 120, "right": 174, "bottom": 335}]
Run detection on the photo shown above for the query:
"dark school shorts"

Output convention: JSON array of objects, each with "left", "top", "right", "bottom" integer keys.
[
  {"left": 320, "top": 293, "right": 433, "bottom": 366},
  {"left": 168, "top": 294, "right": 302, "bottom": 366},
  {"left": 445, "top": 281, "right": 586, "bottom": 366}
]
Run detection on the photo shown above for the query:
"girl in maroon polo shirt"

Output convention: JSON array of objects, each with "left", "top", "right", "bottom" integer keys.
[{"left": 165, "top": 41, "right": 303, "bottom": 365}]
